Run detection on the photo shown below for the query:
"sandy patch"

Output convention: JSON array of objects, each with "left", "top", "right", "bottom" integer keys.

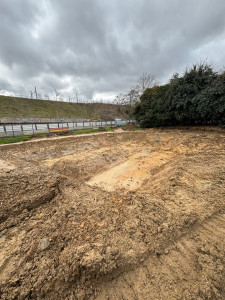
[
  {"left": 87, "top": 151, "right": 174, "bottom": 191},
  {"left": 0, "top": 159, "right": 15, "bottom": 172}
]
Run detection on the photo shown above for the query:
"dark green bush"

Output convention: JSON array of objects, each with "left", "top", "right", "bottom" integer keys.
[{"left": 133, "top": 63, "right": 225, "bottom": 127}]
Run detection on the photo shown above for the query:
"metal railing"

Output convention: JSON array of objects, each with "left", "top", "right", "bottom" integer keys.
[{"left": 0, "top": 120, "right": 137, "bottom": 138}]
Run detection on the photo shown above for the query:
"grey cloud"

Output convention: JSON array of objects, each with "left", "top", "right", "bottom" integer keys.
[
  {"left": 1, "top": 0, "right": 225, "bottom": 100},
  {"left": 0, "top": 78, "right": 12, "bottom": 91}
]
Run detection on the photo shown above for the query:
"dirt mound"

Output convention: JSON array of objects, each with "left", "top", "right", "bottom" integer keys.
[
  {"left": 0, "top": 128, "right": 225, "bottom": 299},
  {"left": 122, "top": 122, "right": 137, "bottom": 131}
]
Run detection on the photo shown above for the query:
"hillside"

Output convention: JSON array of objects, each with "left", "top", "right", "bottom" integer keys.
[{"left": 0, "top": 95, "right": 129, "bottom": 120}]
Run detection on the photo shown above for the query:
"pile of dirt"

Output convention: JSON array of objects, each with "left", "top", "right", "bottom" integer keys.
[
  {"left": 0, "top": 127, "right": 225, "bottom": 299},
  {"left": 122, "top": 122, "right": 138, "bottom": 131}
]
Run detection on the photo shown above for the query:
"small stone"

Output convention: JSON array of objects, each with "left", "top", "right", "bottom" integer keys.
[
  {"left": 162, "top": 223, "right": 169, "bottom": 230},
  {"left": 105, "top": 246, "right": 112, "bottom": 255},
  {"left": 39, "top": 238, "right": 50, "bottom": 251},
  {"left": 157, "top": 227, "right": 162, "bottom": 233}
]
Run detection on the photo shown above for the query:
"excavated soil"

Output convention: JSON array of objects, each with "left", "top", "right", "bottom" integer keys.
[{"left": 0, "top": 127, "right": 225, "bottom": 300}]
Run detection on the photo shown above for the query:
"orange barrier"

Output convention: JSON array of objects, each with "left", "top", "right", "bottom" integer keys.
[{"left": 49, "top": 127, "right": 69, "bottom": 132}]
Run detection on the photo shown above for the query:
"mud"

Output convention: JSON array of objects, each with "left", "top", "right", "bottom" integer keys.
[{"left": 0, "top": 127, "right": 225, "bottom": 299}]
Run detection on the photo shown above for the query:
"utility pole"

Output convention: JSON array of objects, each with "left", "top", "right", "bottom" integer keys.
[{"left": 34, "top": 87, "right": 37, "bottom": 99}]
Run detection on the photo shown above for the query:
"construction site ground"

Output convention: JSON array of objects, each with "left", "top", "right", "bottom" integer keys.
[{"left": 0, "top": 127, "right": 225, "bottom": 300}]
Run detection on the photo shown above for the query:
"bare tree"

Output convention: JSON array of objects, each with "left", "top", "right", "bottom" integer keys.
[
  {"left": 126, "top": 89, "right": 139, "bottom": 107},
  {"left": 136, "top": 72, "right": 155, "bottom": 95},
  {"left": 34, "top": 86, "right": 37, "bottom": 99},
  {"left": 114, "top": 89, "right": 139, "bottom": 107},
  {"left": 72, "top": 89, "right": 79, "bottom": 103},
  {"left": 54, "top": 89, "right": 60, "bottom": 101},
  {"left": 114, "top": 73, "right": 155, "bottom": 108},
  {"left": 113, "top": 93, "right": 127, "bottom": 105}
]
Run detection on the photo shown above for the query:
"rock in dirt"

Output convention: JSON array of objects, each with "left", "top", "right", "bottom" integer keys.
[{"left": 39, "top": 238, "right": 50, "bottom": 251}]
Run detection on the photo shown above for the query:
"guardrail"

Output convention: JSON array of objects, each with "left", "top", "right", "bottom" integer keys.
[{"left": 0, "top": 120, "right": 137, "bottom": 138}]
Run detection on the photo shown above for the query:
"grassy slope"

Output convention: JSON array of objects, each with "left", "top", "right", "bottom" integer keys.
[{"left": 0, "top": 95, "right": 129, "bottom": 120}]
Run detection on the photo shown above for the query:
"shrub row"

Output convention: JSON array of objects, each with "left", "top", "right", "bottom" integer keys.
[{"left": 133, "top": 63, "right": 225, "bottom": 127}]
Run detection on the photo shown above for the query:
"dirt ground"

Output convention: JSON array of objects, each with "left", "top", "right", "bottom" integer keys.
[{"left": 0, "top": 127, "right": 225, "bottom": 300}]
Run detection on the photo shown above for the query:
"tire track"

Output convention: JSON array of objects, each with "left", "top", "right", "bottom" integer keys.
[{"left": 95, "top": 213, "right": 225, "bottom": 299}]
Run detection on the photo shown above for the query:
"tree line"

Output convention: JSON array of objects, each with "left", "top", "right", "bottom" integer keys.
[{"left": 133, "top": 63, "right": 225, "bottom": 127}]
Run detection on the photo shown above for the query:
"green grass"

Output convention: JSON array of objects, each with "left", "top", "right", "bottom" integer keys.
[
  {"left": 73, "top": 128, "right": 100, "bottom": 135},
  {"left": 104, "top": 127, "right": 114, "bottom": 131},
  {"left": 73, "top": 127, "right": 114, "bottom": 135},
  {"left": 0, "top": 136, "right": 31, "bottom": 144},
  {"left": 133, "top": 127, "right": 143, "bottom": 131}
]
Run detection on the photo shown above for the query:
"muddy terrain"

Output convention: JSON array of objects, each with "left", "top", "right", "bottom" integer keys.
[{"left": 0, "top": 127, "right": 225, "bottom": 299}]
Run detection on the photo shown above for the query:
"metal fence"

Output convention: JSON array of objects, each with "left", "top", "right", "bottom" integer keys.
[{"left": 0, "top": 120, "right": 137, "bottom": 138}]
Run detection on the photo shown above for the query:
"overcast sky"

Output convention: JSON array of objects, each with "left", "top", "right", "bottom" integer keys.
[{"left": 0, "top": 0, "right": 225, "bottom": 101}]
